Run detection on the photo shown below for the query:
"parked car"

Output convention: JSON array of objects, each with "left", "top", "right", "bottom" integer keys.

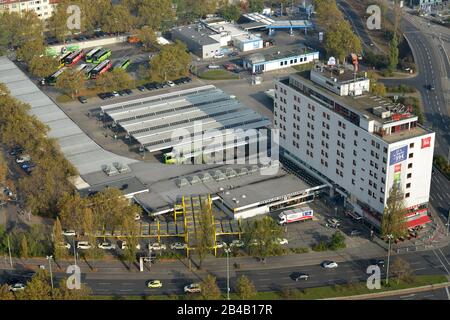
[
  {"left": 111, "top": 91, "right": 120, "bottom": 97},
  {"left": 57, "top": 242, "right": 71, "bottom": 249},
  {"left": 62, "top": 230, "right": 76, "bottom": 237},
  {"left": 76, "top": 241, "right": 92, "bottom": 250},
  {"left": 321, "top": 260, "right": 338, "bottom": 269},
  {"left": 120, "top": 241, "right": 141, "bottom": 250},
  {"left": 208, "top": 64, "right": 220, "bottom": 69},
  {"left": 117, "top": 90, "right": 127, "bottom": 96},
  {"left": 137, "top": 85, "right": 146, "bottom": 92},
  {"left": 3, "top": 187, "right": 13, "bottom": 198},
  {"left": 9, "top": 283, "right": 26, "bottom": 292},
  {"left": 20, "top": 162, "right": 35, "bottom": 170},
  {"left": 230, "top": 239, "right": 244, "bottom": 248},
  {"left": 184, "top": 283, "right": 201, "bottom": 293},
  {"left": 147, "top": 280, "right": 162, "bottom": 288},
  {"left": 16, "top": 154, "right": 31, "bottom": 163},
  {"left": 124, "top": 89, "right": 133, "bottom": 95},
  {"left": 78, "top": 96, "right": 88, "bottom": 104},
  {"left": 170, "top": 242, "right": 187, "bottom": 250},
  {"left": 215, "top": 241, "right": 227, "bottom": 249},
  {"left": 372, "top": 259, "right": 385, "bottom": 268},
  {"left": 291, "top": 272, "right": 309, "bottom": 281},
  {"left": 350, "top": 229, "right": 361, "bottom": 237},
  {"left": 148, "top": 242, "right": 167, "bottom": 251},
  {"left": 214, "top": 53, "right": 224, "bottom": 59},
  {"left": 98, "top": 242, "right": 116, "bottom": 250},
  {"left": 144, "top": 82, "right": 157, "bottom": 90},
  {"left": 327, "top": 218, "right": 341, "bottom": 228},
  {"left": 276, "top": 238, "right": 289, "bottom": 245},
  {"left": 166, "top": 80, "right": 175, "bottom": 87},
  {"left": 134, "top": 213, "right": 141, "bottom": 221},
  {"left": 9, "top": 146, "right": 23, "bottom": 156},
  {"left": 228, "top": 51, "right": 238, "bottom": 57}
]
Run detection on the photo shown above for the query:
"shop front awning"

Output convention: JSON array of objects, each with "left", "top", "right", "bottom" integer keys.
[{"left": 407, "top": 215, "right": 432, "bottom": 229}]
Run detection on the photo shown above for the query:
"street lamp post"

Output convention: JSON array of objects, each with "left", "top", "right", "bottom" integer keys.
[
  {"left": 46, "top": 255, "right": 54, "bottom": 291},
  {"left": 7, "top": 235, "right": 12, "bottom": 268},
  {"left": 447, "top": 210, "right": 450, "bottom": 237},
  {"left": 225, "top": 248, "right": 231, "bottom": 300},
  {"left": 385, "top": 234, "right": 393, "bottom": 285}
]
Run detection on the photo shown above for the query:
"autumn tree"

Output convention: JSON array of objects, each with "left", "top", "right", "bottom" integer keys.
[
  {"left": 102, "top": 5, "right": 136, "bottom": 34},
  {"left": 0, "top": 284, "right": 14, "bottom": 300},
  {"left": 200, "top": 274, "right": 221, "bottom": 300},
  {"left": 55, "top": 68, "right": 86, "bottom": 99},
  {"left": 324, "top": 21, "right": 362, "bottom": 62},
  {"left": 53, "top": 217, "right": 66, "bottom": 261},
  {"left": 220, "top": 4, "right": 242, "bottom": 22},
  {"left": 20, "top": 234, "right": 29, "bottom": 259},
  {"left": 390, "top": 257, "right": 412, "bottom": 284},
  {"left": 245, "top": 216, "right": 284, "bottom": 263},
  {"left": 248, "top": 0, "right": 264, "bottom": 13},
  {"left": 53, "top": 279, "right": 92, "bottom": 300},
  {"left": 58, "top": 193, "right": 89, "bottom": 234},
  {"left": 137, "top": 0, "right": 175, "bottom": 30},
  {"left": 47, "top": 0, "right": 72, "bottom": 43},
  {"left": 314, "top": 0, "right": 344, "bottom": 31},
  {"left": 236, "top": 275, "right": 257, "bottom": 299},
  {"left": 195, "top": 201, "right": 215, "bottom": 269},
  {"left": 367, "top": 71, "right": 387, "bottom": 96},
  {"left": 149, "top": 41, "right": 191, "bottom": 81},
  {"left": 388, "top": 33, "right": 399, "bottom": 73},
  {"left": 122, "top": 215, "right": 140, "bottom": 269},
  {"left": 381, "top": 183, "right": 407, "bottom": 239},
  {"left": 0, "top": 11, "right": 44, "bottom": 48},
  {"left": 136, "top": 26, "right": 157, "bottom": 51},
  {"left": 29, "top": 55, "right": 60, "bottom": 78},
  {"left": 16, "top": 39, "right": 45, "bottom": 65},
  {"left": 95, "top": 69, "right": 133, "bottom": 92},
  {"left": 16, "top": 269, "right": 52, "bottom": 300}
]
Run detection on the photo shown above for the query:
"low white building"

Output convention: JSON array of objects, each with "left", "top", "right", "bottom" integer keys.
[{"left": 243, "top": 48, "right": 319, "bottom": 73}]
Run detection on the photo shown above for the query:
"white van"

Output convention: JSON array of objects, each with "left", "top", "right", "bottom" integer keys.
[{"left": 16, "top": 154, "right": 30, "bottom": 163}]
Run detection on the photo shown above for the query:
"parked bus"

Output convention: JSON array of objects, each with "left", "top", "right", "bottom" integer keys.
[
  {"left": 90, "top": 59, "right": 112, "bottom": 79},
  {"left": 112, "top": 59, "right": 130, "bottom": 71},
  {"left": 42, "top": 67, "right": 67, "bottom": 86},
  {"left": 58, "top": 52, "right": 72, "bottom": 68},
  {"left": 65, "top": 49, "right": 84, "bottom": 66},
  {"left": 85, "top": 47, "right": 102, "bottom": 63},
  {"left": 75, "top": 63, "right": 88, "bottom": 72},
  {"left": 92, "top": 49, "right": 111, "bottom": 64}
]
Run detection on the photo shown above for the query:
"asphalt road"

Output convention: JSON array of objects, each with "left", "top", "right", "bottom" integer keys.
[
  {"left": 4, "top": 245, "right": 450, "bottom": 298},
  {"left": 430, "top": 167, "right": 450, "bottom": 221},
  {"left": 372, "top": 286, "right": 450, "bottom": 300}
]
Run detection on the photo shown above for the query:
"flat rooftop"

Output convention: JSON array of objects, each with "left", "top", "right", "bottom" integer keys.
[
  {"left": 78, "top": 176, "right": 149, "bottom": 198},
  {"left": 101, "top": 85, "right": 271, "bottom": 153},
  {"left": 247, "top": 46, "right": 318, "bottom": 63},
  {"left": 283, "top": 72, "right": 431, "bottom": 143},
  {"left": 172, "top": 25, "right": 219, "bottom": 46},
  {"left": 0, "top": 57, "right": 137, "bottom": 175}
]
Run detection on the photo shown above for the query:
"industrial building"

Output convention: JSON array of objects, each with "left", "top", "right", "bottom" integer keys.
[
  {"left": 243, "top": 47, "right": 319, "bottom": 73},
  {"left": 171, "top": 25, "right": 222, "bottom": 59},
  {"left": 274, "top": 62, "right": 435, "bottom": 229},
  {"left": 100, "top": 85, "right": 271, "bottom": 156}
]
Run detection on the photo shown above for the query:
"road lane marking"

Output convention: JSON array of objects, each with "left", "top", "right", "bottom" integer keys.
[
  {"left": 446, "top": 287, "right": 450, "bottom": 300},
  {"left": 400, "top": 294, "right": 415, "bottom": 299},
  {"left": 98, "top": 283, "right": 111, "bottom": 285}
]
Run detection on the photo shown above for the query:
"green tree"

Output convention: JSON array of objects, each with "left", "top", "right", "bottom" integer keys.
[
  {"left": 55, "top": 68, "right": 86, "bottom": 99},
  {"left": 16, "top": 269, "right": 52, "bottom": 300},
  {"left": 390, "top": 257, "right": 412, "bottom": 284},
  {"left": 220, "top": 4, "right": 242, "bottom": 22},
  {"left": 102, "top": 5, "right": 136, "bottom": 34},
  {"left": 47, "top": 0, "right": 72, "bottom": 43},
  {"left": 16, "top": 39, "right": 45, "bottom": 65},
  {"left": 53, "top": 217, "right": 66, "bottom": 261},
  {"left": 29, "top": 55, "right": 60, "bottom": 78},
  {"left": 20, "top": 234, "right": 29, "bottom": 259},
  {"left": 136, "top": 26, "right": 157, "bottom": 51},
  {"left": 248, "top": 0, "right": 264, "bottom": 13},
  {"left": 195, "top": 200, "right": 215, "bottom": 269},
  {"left": 53, "top": 279, "right": 92, "bottom": 300},
  {"left": 236, "top": 275, "right": 257, "bottom": 299},
  {"left": 314, "top": 0, "right": 344, "bottom": 31},
  {"left": 245, "top": 216, "right": 284, "bottom": 262},
  {"left": 367, "top": 71, "right": 387, "bottom": 96},
  {"left": 200, "top": 274, "right": 221, "bottom": 300},
  {"left": 122, "top": 216, "right": 139, "bottom": 269},
  {"left": 381, "top": 183, "right": 407, "bottom": 239},
  {"left": 96, "top": 69, "right": 133, "bottom": 92},
  {"left": 1, "top": 11, "right": 44, "bottom": 48},
  {"left": 137, "top": 0, "right": 175, "bottom": 30},
  {"left": 388, "top": 33, "right": 399, "bottom": 73},
  {"left": 149, "top": 41, "right": 191, "bottom": 81},
  {"left": 328, "top": 231, "right": 346, "bottom": 250},
  {"left": 324, "top": 21, "right": 362, "bottom": 62},
  {"left": 0, "top": 284, "right": 15, "bottom": 300}
]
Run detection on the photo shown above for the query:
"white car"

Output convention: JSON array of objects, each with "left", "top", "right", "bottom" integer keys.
[
  {"left": 166, "top": 80, "right": 175, "bottom": 87},
  {"left": 111, "top": 91, "right": 120, "bottom": 97},
  {"left": 215, "top": 241, "right": 227, "bottom": 249},
  {"left": 230, "top": 240, "right": 244, "bottom": 248},
  {"left": 277, "top": 238, "right": 289, "bottom": 245},
  {"left": 76, "top": 241, "right": 92, "bottom": 250},
  {"left": 134, "top": 213, "right": 141, "bottom": 221},
  {"left": 214, "top": 53, "right": 224, "bottom": 59},
  {"left": 16, "top": 154, "right": 30, "bottom": 163},
  {"left": 56, "top": 242, "right": 71, "bottom": 249},
  {"left": 170, "top": 242, "right": 187, "bottom": 250},
  {"left": 184, "top": 283, "right": 201, "bottom": 293},
  {"left": 62, "top": 230, "right": 76, "bottom": 237},
  {"left": 98, "top": 242, "right": 116, "bottom": 250},
  {"left": 208, "top": 64, "right": 220, "bottom": 69},
  {"left": 148, "top": 242, "right": 167, "bottom": 251},
  {"left": 9, "top": 283, "right": 26, "bottom": 292},
  {"left": 120, "top": 241, "right": 141, "bottom": 250},
  {"left": 322, "top": 261, "right": 338, "bottom": 269}
]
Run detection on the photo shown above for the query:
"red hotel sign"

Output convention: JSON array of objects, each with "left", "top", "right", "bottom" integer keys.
[{"left": 422, "top": 137, "right": 431, "bottom": 149}]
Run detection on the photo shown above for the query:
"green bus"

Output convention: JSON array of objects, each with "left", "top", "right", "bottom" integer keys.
[
  {"left": 92, "top": 49, "right": 112, "bottom": 64},
  {"left": 85, "top": 47, "right": 102, "bottom": 63},
  {"left": 113, "top": 59, "right": 131, "bottom": 71}
]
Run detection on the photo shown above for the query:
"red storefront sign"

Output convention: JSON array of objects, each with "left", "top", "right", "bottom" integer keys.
[{"left": 422, "top": 137, "right": 431, "bottom": 149}]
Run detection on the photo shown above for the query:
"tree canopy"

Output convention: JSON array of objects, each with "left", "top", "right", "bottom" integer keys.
[
  {"left": 381, "top": 183, "right": 407, "bottom": 239},
  {"left": 149, "top": 41, "right": 191, "bottom": 81}
]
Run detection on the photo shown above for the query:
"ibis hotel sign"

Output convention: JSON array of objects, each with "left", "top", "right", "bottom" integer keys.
[{"left": 390, "top": 145, "right": 408, "bottom": 166}]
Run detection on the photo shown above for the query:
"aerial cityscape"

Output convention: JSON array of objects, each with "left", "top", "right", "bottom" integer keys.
[{"left": 0, "top": 0, "right": 449, "bottom": 307}]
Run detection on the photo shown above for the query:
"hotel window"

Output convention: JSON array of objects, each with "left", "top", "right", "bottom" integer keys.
[
  {"left": 407, "top": 173, "right": 412, "bottom": 179},
  {"left": 405, "top": 193, "right": 410, "bottom": 198},
  {"left": 408, "top": 163, "right": 413, "bottom": 169},
  {"left": 406, "top": 183, "right": 411, "bottom": 189},
  {"left": 409, "top": 143, "right": 414, "bottom": 148}
]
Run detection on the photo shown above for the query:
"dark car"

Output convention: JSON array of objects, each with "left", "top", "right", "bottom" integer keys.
[
  {"left": 78, "top": 96, "right": 87, "bottom": 104},
  {"left": 117, "top": 90, "right": 127, "bottom": 96},
  {"left": 137, "top": 85, "right": 146, "bottom": 92},
  {"left": 373, "top": 259, "right": 385, "bottom": 268},
  {"left": 291, "top": 272, "right": 309, "bottom": 281},
  {"left": 124, "top": 89, "right": 133, "bottom": 95},
  {"left": 144, "top": 82, "right": 156, "bottom": 90},
  {"left": 228, "top": 51, "right": 238, "bottom": 57},
  {"left": 173, "top": 78, "right": 184, "bottom": 85},
  {"left": 98, "top": 93, "right": 107, "bottom": 100},
  {"left": 10, "top": 147, "right": 23, "bottom": 156},
  {"left": 155, "top": 83, "right": 164, "bottom": 89}
]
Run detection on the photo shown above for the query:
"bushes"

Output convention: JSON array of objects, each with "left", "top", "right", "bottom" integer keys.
[
  {"left": 434, "top": 155, "right": 450, "bottom": 179},
  {"left": 313, "top": 231, "right": 346, "bottom": 252}
]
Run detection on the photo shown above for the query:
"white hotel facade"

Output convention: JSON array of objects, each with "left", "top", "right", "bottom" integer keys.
[{"left": 274, "top": 63, "right": 435, "bottom": 228}]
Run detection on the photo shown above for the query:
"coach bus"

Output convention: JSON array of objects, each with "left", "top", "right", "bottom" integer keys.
[
  {"left": 42, "top": 67, "right": 67, "bottom": 86},
  {"left": 85, "top": 47, "right": 102, "bottom": 63},
  {"left": 65, "top": 49, "right": 84, "bottom": 66},
  {"left": 112, "top": 59, "right": 131, "bottom": 71},
  {"left": 90, "top": 59, "right": 112, "bottom": 79},
  {"left": 58, "top": 52, "right": 72, "bottom": 68},
  {"left": 92, "top": 49, "right": 112, "bottom": 64}
]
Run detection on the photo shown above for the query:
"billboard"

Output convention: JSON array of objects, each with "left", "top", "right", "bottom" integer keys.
[
  {"left": 421, "top": 136, "right": 431, "bottom": 149},
  {"left": 390, "top": 146, "right": 408, "bottom": 166}
]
